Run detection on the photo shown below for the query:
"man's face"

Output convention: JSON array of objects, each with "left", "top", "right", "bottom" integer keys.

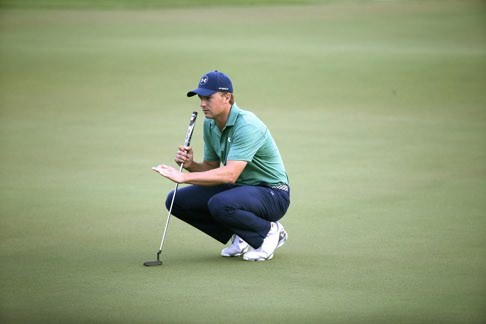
[{"left": 198, "top": 92, "right": 231, "bottom": 119}]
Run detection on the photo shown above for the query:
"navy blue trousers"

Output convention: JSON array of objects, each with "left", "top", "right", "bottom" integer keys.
[{"left": 165, "top": 184, "right": 290, "bottom": 249}]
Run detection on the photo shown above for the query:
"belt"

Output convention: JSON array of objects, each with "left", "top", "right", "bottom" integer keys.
[{"left": 268, "top": 184, "right": 289, "bottom": 192}]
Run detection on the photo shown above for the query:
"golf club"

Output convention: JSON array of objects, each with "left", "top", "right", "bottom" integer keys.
[{"left": 144, "top": 111, "right": 198, "bottom": 266}]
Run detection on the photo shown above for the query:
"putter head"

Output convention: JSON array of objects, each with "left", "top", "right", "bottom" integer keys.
[
  {"left": 143, "top": 260, "right": 162, "bottom": 266},
  {"left": 144, "top": 250, "right": 162, "bottom": 266}
]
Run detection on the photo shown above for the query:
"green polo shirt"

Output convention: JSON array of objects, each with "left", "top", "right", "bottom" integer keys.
[{"left": 203, "top": 103, "right": 288, "bottom": 186}]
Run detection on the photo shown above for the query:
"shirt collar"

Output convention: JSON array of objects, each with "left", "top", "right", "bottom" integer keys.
[{"left": 226, "top": 103, "right": 240, "bottom": 127}]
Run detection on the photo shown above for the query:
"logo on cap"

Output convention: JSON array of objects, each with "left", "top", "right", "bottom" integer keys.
[{"left": 200, "top": 76, "right": 208, "bottom": 85}]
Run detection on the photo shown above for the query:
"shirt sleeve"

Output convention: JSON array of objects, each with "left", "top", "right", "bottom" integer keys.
[{"left": 227, "top": 123, "right": 266, "bottom": 162}]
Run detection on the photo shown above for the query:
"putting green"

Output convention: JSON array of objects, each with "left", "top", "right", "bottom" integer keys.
[{"left": 1, "top": 1, "right": 485, "bottom": 323}]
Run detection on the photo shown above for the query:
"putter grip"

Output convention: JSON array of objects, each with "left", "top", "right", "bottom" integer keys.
[{"left": 183, "top": 112, "right": 198, "bottom": 147}]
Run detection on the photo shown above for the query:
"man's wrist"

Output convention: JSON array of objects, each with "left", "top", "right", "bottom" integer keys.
[
  {"left": 183, "top": 162, "right": 193, "bottom": 172},
  {"left": 180, "top": 172, "right": 190, "bottom": 184}
]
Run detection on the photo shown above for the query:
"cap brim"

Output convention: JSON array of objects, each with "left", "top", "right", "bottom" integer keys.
[{"left": 187, "top": 88, "right": 217, "bottom": 97}]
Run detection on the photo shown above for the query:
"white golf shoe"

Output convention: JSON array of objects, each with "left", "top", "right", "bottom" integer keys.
[
  {"left": 243, "top": 222, "right": 288, "bottom": 261},
  {"left": 221, "top": 235, "right": 250, "bottom": 257},
  {"left": 276, "top": 222, "right": 288, "bottom": 249}
]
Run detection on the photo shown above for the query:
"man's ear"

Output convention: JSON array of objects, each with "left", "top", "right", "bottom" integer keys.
[{"left": 222, "top": 93, "right": 231, "bottom": 103}]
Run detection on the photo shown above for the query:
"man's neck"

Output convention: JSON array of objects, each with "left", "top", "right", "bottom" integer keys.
[{"left": 214, "top": 104, "right": 232, "bottom": 130}]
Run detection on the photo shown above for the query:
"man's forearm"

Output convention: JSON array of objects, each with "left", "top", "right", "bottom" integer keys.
[
  {"left": 185, "top": 161, "right": 219, "bottom": 173},
  {"left": 183, "top": 165, "right": 238, "bottom": 186},
  {"left": 183, "top": 161, "right": 247, "bottom": 186},
  {"left": 154, "top": 160, "right": 247, "bottom": 186}
]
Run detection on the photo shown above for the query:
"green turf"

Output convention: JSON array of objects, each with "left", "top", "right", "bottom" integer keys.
[
  {"left": 1, "top": 1, "right": 485, "bottom": 323},
  {"left": 0, "top": 0, "right": 380, "bottom": 9}
]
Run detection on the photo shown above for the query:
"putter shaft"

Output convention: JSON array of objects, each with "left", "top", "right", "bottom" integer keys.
[
  {"left": 145, "top": 111, "right": 197, "bottom": 267},
  {"left": 158, "top": 163, "right": 184, "bottom": 254}
]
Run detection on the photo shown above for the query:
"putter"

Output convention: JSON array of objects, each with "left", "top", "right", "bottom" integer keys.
[{"left": 144, "top": 111, "right": 198, "bottom": 266}]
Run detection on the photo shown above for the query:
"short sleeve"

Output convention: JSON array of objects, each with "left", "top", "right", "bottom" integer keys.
[{"left": 226, "top": 123, "right": 265, "bottom": 162}]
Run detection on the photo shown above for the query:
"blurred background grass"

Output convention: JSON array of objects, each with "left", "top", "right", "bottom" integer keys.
[
  {"left": 0, "top": 0, "right": 376, "bottom": 9},
  {"left": 1, "top": 0, "right": 485, "bottom": 323},
  {"left": 0, "top": 0, "right": 409, "bottom": 9}
]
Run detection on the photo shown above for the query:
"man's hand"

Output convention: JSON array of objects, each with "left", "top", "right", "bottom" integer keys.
[
  {"left": 175, "top": 146, "right": 194, "bottom": 169},
  {"left": 152, "top": 164, "right": 186, "bottom": 184}
]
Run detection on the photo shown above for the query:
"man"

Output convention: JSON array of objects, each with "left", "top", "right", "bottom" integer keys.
[{"left": 152, "top": 70, "right": 290, "bottom": 261}]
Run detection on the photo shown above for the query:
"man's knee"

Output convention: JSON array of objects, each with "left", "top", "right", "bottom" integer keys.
[
  {"left": 165, "top": 190, "right": 175, "bottom": 211},
  {"left": 208, "top": 194, "right": 233, "bottom": 220}
]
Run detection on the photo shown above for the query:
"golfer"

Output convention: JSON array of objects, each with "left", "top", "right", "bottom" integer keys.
[{"left": 153, "top": 70, "right": 290, "bottom": 261}]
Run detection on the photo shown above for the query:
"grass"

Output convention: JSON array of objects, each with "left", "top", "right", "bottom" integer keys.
[
  {"left": 0, "top": 0, "right": 382, "bottom": 9},
  {"left": 1, "top": 0, "right": 485, "bottom": 323}
]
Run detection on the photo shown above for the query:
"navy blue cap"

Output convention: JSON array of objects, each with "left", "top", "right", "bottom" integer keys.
[{"left": 187, "top": 70, "right": 233, "bottom": 97}]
